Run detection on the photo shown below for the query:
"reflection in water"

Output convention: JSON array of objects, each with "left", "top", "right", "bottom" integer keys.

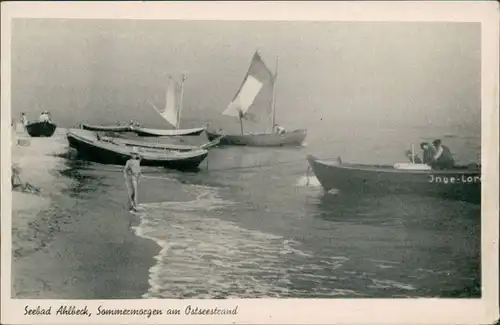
[
  {"left": 57, "top": 156, "right": 110, "bottom": 198},
  {"left": 311, "top": 191, "right": 481, "bottom": 297}
]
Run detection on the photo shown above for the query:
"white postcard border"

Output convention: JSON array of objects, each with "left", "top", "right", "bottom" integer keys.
[{"left": 1, "top": 1, "right": 498, "bottom": 325}]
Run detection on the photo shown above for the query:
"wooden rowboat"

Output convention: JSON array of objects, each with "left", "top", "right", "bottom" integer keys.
[
  {"left": 67, "top": 130, "right": 208, "bottom": 171},
  {"left": 100, "top": 133, "right": 224, "bottom": 152},
  {"left": 80, "top": 123, "right": 131, "bottom": 132},
  {"left": 25, "top": 121, "right": 57, "bottom": 137},
  {"left": 80, "top": 123, "right": 205, "bottom": 137},
  {"left": 306, "top": 155, "right": 481, "bottom": 204},
  {"left": 131, "top": 126, "right": 205, "bottom": 137}
]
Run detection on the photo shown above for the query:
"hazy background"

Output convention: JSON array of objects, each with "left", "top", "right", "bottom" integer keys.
[{"left": 11, "top": 19, "right": 481, "bottom": 134}]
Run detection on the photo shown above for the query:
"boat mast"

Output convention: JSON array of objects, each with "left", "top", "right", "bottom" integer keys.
[
  {"left": 177, "top": 74, "right": 186, "bottom": 130},
  {"left": 239, "top": 111, "right": 244, "bottom": 135},
  {"left": 271, "top": 56, "right": 279, "bottom": 132}
]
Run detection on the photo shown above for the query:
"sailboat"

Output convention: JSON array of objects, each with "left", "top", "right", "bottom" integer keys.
[
  {"left": 132, "top": 74, "right": 206, "bottom": 137},
  {"left": 206, "top": 51, "right": 307, "bottom": 146}
]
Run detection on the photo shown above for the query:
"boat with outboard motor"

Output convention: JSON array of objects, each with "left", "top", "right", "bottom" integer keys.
[{"left": 306, "top": 155, "right": 481, "bottom": 204}]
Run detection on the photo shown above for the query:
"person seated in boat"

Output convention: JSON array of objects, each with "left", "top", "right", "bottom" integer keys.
[
  {"left": 404, "top": 142, "right": 435, "bottom": 164},
  {"left": 429, "top": 139, "right": 455, "bottom": 169},
  {"left": 128, "top": 120, "right": 140, "bottom": 127},
  {"left": 274, "top": 124, "right": 286, "bottom": 135},
  {"left": 21, "top": 113, "right": 28, "bottom": 126},
  {"left": 420, "top": 142, "right": 436, "bottom": 164},
  {"left": 38, "top": 111, "right": 49, "bottom": 122},
  {"left": 124, "top": 151, "right": 142, "bottom": 211}
]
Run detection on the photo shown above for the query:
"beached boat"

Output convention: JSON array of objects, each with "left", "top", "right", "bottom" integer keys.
[
  {"left": 133, "top": 74, "right": 205, "bottom": 137},
  {"left": 131, "top": 126, "right": 205, "bottom": 137},
  {"left": 25, "top": 121, "right": 57, "bottom": 137},
  {"left": 80, "top": 75, "right": 205, "bottom": 137},
  {"left": 306, "top": 155, "right": 481, "bottom": 204},
  {"left": 80, "top": 123, "right": 132, "bottom": 132},
  {"left": 66, "top": 130, "right": 208, "bottom": 170},
  {"left": 99, "top": 133, "right": 225, "bottom": 152},
  {"left": 206, "top": 51, "right": 307, "bottom": 147}
]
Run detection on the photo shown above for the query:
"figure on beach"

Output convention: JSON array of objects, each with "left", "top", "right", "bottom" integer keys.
[
  {"left": 21, "top": 113, "right": 28, "bottom": 126},
  {"left": 124, "top": 151, "right": 142, "bottom": 211},
  {"left": 430, "top": 139, "right": 455, "bottom": 169},
  {"left": 11, "top": 164, "right": 41, "bottom": 194}
]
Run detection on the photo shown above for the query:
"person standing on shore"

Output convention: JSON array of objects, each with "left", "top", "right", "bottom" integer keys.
[
  {"left": 21, "top": 113, "right": 28, "bottom": 126},
  {"left": 124, "top": 151, "right": 142, "bottom": 212}
]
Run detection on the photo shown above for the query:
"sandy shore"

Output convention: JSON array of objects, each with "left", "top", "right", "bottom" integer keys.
[{"left": 11, "top": 130, "right": 158, "bottom": 299}]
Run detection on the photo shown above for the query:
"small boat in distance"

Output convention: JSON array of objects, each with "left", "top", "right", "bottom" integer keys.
[
  {"left": 25, "top": 112, "right": 57, "bottom": 137},
  {"left": 306, "top": 154, "right": 481, "bottom": 204},
  {"left": 26, "top": 121, "right": 57, "bottom": 137},
  {"left": 134, "top": 74, "right": 205, "bottom": 137},
  {"left": 66, "top": 129, "right": 208, "bottom": 171},
  {"left": 206, "top": 51, "right": 307, "bottom": 147},
  {"left": 80, "top": 75, "right": 205, "bottom": 137}
]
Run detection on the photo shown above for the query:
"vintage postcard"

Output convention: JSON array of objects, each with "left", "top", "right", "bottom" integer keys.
[{"left": 1, "top": 1, "right": 499, "bottom": 324}]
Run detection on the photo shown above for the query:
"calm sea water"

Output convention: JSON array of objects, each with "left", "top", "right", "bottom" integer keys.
[{"left": 23, "top": 123, "right": 481, "bottom": 298}]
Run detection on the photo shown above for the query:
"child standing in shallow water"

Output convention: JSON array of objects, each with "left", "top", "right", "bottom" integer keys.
[{"left": 124, "top": 152, "right": 142, "bottom": 211}]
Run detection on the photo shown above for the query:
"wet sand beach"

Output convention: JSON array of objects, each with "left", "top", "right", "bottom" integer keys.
[{"left": 11, "top": 130, "right": 159, "bottom": 299}]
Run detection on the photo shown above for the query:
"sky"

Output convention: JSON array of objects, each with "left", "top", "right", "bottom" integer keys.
[{"left": 11, "top": 19, "right": 481, "bottom": 131}]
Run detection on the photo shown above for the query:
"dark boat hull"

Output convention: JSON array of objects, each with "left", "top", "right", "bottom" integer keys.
[
  {"left": 206, "top": 129, "right": 307, "bottom": 147},
  {"left": 67, "top": 131, "right": 208, "bottom": 171},
  {"left": 25, "top": 122, "right": 57, "bottom": 137},
  {"left": 307, "top": 155, "right": 481, "bottom": 204}
]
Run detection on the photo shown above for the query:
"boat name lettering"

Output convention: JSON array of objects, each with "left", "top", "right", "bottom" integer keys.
[{"left": 428, "top": 174, "right": 481, "bottom": 184}]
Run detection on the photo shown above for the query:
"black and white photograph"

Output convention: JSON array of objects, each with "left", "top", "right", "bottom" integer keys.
[{"left": 1, "top": 2, "right": 498, "bottom": 325}]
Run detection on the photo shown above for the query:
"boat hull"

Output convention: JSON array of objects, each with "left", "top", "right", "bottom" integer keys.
[
  {"left": 81, "top": 124, "right": 205, "bottom": 137},
  {"left": 307, "top": 155, "right": 481, "bottom": 204},
  {"left": 206, "top": 129, "right": 307, "bottom": 147},
  {"left": 132, "top": 126, "right": 206, "bottom": 137},
  {"left": 101, "top": 135, "right": 224, "bottom": 152},
  {"left": 25, "top": 122, "right": 57, "bottom": 137},
  {"left": 67, "top": 130, "right": 208, "bottom": 171},
  {"left": 81, "top": 123, "right": 131, "bottom": 132}
]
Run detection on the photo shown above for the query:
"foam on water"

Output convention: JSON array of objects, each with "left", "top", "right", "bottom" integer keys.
[
  {"left": 295, "top": 175, "right": 321, "bottom": 188},
  {"left": 131, "top": 185, "right": 378, "bottom": 298}
]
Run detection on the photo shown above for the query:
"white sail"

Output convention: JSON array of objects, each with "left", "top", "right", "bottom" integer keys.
[
  {"left": 223, "top": 52, "right": 275, "bottom": 119},
  {"left": 157, "top": 76, "right": 182, "bottom": 128}
]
